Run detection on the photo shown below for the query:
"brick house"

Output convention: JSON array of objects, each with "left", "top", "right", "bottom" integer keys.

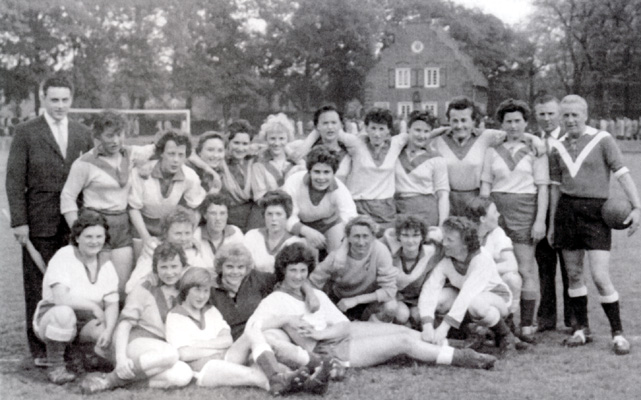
[{"left": 364, "top": 22, "right": 488, "bottom": 122}]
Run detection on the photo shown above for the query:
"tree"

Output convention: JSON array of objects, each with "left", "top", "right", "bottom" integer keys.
[
  {"left": 256, "top": 0, "right": 384, "bottom": 114},
  {"left": 167, "top": 0, "right": 267, "bottom": 127},
  {"left": 530, "top": 0, "right": 641, "bottom": 116}
]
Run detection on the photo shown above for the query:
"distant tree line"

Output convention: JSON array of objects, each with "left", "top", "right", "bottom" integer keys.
[{"left": 2, "top": 0, "right": 641, "bottom": 121}]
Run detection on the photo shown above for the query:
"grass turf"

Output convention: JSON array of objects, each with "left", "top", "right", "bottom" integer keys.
[{"left": 1, "top": 137, "right": 640, "bottom": 399}]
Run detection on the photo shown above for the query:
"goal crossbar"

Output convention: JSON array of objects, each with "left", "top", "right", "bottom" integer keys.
[{"left": 67, "top": 108, "right": 191, "bottom": 134}]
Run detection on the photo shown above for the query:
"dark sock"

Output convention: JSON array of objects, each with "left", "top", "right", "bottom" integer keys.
[
  {"left": 601, "top": 301, "right": 623, "bottom": 336},
  {"left": 569, "top": 296, "right": 589, "bottom": 330},
  {"left": 46, "top": 340, "right": 68, "bottom": 366},
  {"left": 255, "top": 351, "right": 279, "bottom": 379},
  {"left": 306, "top": 352, "right": 322, "bottom": 372},
  {"left": 520, "top": 299, "right": 536, "bottom": 327},
  {"left": 490, "top": 319, "right": 511, "bottom": 345}
]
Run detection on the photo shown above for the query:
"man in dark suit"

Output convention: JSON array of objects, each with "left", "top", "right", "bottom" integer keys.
[
  {"left": 532, "top": 94, "right": 572, "bottom": 332},
  {"left": 6, "top": 75, "right": 93, "bottom": 365}
]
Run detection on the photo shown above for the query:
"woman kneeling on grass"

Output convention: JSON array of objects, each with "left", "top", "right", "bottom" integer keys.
[
  {"left": 418, "top": 217, "right": 524, "bottom": 355},
  {"left": 33, "top": 211, "right": 119, "bottom": 384},
  {"left": 249, "top": 242, "right": 497, "bottom": 376},
  {"left": 165, "top": 267, "right": 330, "bottom": 395},
  {"left": 80, "top": 242, "right": 194, "bottom": 393}
]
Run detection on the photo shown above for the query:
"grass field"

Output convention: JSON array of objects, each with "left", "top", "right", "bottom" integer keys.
[{"left": 1, "top": 137, "right": 640, "bottom": 400}]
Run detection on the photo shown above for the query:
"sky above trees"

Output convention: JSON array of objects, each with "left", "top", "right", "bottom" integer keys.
[{"left": 451, "top": 0, "right": 533, "bottom": 25}]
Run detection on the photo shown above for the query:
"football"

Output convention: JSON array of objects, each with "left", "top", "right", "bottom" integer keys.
[{"left": 601, "top": 198, "right": 633, "bottom": 230}]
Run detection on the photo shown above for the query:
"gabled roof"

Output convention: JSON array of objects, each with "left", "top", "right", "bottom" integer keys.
[{"left": 383, "top": 22, "right": 488, "bottom": 88}]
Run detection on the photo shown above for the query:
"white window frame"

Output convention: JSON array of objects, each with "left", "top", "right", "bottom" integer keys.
[
  {"left": 395, "top": 68, "right": 411, "bottom": 88},
  {"left": 398, "top": 102, "right": 413, "bottom": 119},
  {"left": 422, "top": 102, "right": 438, "bottom": 117},
  {"left": 424, "top": 67, "right": 440, "bottom": 88},
  {"left": 373, "top": 102, "right": 390, "bottom": 110}
]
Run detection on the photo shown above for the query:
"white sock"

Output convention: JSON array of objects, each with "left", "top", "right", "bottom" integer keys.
[{"left": 436, "top": 346, "right": 454, "bottom": 365}]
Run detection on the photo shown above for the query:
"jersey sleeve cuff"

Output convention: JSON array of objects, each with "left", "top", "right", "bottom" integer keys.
[
  {"left": 614, "top": 167, "right": 630, "bottom": 178},
  {"left": 420, "top": 316, "right": 434, "bottom": 326}
]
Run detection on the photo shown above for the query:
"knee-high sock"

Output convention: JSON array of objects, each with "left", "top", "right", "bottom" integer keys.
[
  {"left": 520, "top": 290, "right": 537, "bottom": 327},
  {"left": 45, "top": 340, "right": 67, "bottom": 366},
  {"left": 254, "top": 349, "right": 279, "bottom": 379},
  {"left": 568, "top": 287, "right": 589, "bottom": 331},
  {"left": 600, "top": 292, "right": 623, "bottom": 336}
]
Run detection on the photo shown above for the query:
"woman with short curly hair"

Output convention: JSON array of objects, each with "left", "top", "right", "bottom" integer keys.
[
  {"left": 244, "top": 190, "right": 306, "bottom": 273},
  {"left": 418, "top": 217, "right": 521, "bottom": 354},
  {"left": 282, "top": 145, "right": 357, "bottom": 253},
  {"left": 251, "top": 113, "right": 306, "bottom": 203}
]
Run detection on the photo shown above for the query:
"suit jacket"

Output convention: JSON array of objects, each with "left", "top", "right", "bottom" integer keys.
[{"left": 6, "top": 115, "right": 93, "bottom": 237}]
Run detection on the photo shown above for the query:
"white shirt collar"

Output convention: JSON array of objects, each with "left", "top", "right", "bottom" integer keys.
[
  {"left": 548, "top": 126, "right": 561, "bottom": 140},
  {"left": 43, "top": 111, "right": 69, "bottom": 131}
]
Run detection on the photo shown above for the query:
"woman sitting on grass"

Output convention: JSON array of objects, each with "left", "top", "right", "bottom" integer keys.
[
  {"left": 382, "top": 215, "right": 442, "bottom": 327},
  {"left": 165, "top": 267, "right": 328, "bottom": 395},
  {"left": 194, "top": 193, "right": 245, "bottom": 269},
  {"left": 309, "top": 215, "right": 398, "bottom": 322},
  {"left": 126, "top": 206, "right": 206, "bottom": 293},
  {"left": 282, "top": 145, "right": 357, "bottom": 254},
  {"left": 250, "top": 242, "right": 497, "bottom": 376},
  {"left": 209, "top": 242, "right": 320, "bottom": 341},
  {"left": 244, "top": 190, "right": 306, "bottom": 273},
  {"left": 80, "top": 242, "right": 193, "bottom": 393},
  {"left": 33, "top": 211, "right": 119, "bottom": 384}
]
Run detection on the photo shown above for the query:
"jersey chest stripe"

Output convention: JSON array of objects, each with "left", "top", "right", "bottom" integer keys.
[{"left": 551, "top": 132, "right": 608, "bottom": 178}]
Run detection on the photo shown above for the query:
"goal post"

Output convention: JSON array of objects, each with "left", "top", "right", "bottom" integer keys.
[{"left": 66, "top": 108, "right": 191, "bottom": 136}]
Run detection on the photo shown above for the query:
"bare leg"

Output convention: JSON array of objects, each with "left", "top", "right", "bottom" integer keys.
[
  {"left": 393, "top": 301, "right": 411, "bottom": 325},
  {"left": 264, "top": 329, "right": 310, "bottom": 367},
  {"left": 127, "top": 338, "right": 180, "bottom": 377},
  {"left": 513, "top": 243, "right": 539, "bottom": 295},
  {"left": 110, "top": 246, "right": 134, "bottom": 297},
  {"left": 501, "top": 271, "right": 522, "bottom": 315},
  {"left": 148, "top": 361, "right": 192, "bottom": 388},
  {"left": 349, "top": 325, "right": 439, "bottom": 367},
  {"left": 586, "top": 250, "right": 614, "bottom": 296},
  {"left": 466, "top": 292, "right": 510, "bottom": 324},
  {"left": 325, "top": 223, "right": 345, "bottom": 253},
  {"left": 514, "top": 243, "right": 539, "bottom": 330}
]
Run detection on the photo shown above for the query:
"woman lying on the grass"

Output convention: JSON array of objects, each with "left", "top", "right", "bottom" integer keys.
[
  {"left": 33, "top": 211, "right": 119, "bottom": 384},
  {"left": 249, "top": 242, "right": 497, "bottom": 375},
  {"left": 164, "top": 267, "right": 331, "bottom": 395},
  {"left": 80, "top": 242, "right": 193, "bottom": 393}
]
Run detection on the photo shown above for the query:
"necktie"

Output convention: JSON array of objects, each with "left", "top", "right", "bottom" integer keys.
[{"left": 53, "top": 121, "right": 67, "bottom": 158}]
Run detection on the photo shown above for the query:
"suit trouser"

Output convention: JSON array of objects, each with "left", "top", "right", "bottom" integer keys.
[
  {"left": 24, "top": 233, "right": 67, "bottom": 358},
  {"left": 536, "top": 236, "right": 572, "bottom": 327}
]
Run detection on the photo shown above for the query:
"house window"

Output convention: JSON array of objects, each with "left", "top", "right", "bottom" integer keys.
[
  {"left": 422, "top": 102, "right": 438, "bottom": 117},
  {"left": 398, "top": 102, "right": 413, "bottom": 118},
  {"left": 373, "top": 102, "right": 390, "bottom": 110},
  {"left": 396, "top": 68, "right": 411, "bottom": 88},
  {"left": 424, "top": 68, "right": 440, "bottom": 88}
]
